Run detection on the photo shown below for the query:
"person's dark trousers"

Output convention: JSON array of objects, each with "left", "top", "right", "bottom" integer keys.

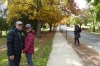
[
  {"left": 25, "top": 53, "right": 33, "bottom": 66},
  {"left": 8, "top": 55, "right": 21, "bottom": 66},
  {"left": 75, "top": 38, "right": 80, "bottom": 45}
]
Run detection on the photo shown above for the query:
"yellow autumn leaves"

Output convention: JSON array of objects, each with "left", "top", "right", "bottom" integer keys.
[
  {"left": 35, "top": 5, "right": 62, "bottom": 23},
  {"left": 7, "top": 0, "right": 64, "bottom": 25},
  {"left": 7, "top": 0, "right": 34, "bottom": 22}
]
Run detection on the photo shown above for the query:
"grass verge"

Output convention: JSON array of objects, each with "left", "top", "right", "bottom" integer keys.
[
  {"left": 20, "top": 38, "right": 53, "bottom": 66},
  {"left": 0, "top": 38, "right": 6, "bottom": 45}
]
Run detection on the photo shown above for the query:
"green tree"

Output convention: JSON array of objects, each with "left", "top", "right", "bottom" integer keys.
[
  {"left": 0, "top": 17, "right": 9, "bottom": 37},
  {"left": 86, "top": 0, "right": 100, "bottom": 32}
]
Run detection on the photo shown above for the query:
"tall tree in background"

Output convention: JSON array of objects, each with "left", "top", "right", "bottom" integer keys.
[
  {"left": 86, "top": 0, "right": 100, "bottom": 32},
  {"left": 0, "top": 17, "right": 9, "bottom": 37},
  {"left": 35, "top": 0, "right": 42, "bottom": 38},
  {"left": 36, "top": 0, "right": 63, "bottom": 32},
  {"left": 59, "top": 0, "right": 81, "bottom": 16}
]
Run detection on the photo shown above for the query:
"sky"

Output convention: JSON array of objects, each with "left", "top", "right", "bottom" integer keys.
[{"left": 74, "top": 0, "right": 88, "bottom": 9}]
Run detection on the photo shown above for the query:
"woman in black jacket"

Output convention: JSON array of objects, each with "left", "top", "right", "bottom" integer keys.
[{"left": 74, "top": 24, "right": 81, "bottom": 46}]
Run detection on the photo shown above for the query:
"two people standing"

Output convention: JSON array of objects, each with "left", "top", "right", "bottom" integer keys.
[{"left": 7, "top": 21, "right": 35, "bottom": 66}]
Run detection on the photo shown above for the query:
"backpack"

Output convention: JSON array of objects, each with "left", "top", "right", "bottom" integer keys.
[{"left": 79, "top": 27, "right": 82, "bottom": 33}]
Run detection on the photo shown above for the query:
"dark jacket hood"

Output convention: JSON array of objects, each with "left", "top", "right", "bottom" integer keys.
[
  {"left": 12, "top": 26, "right": 23, "bottom": 32},
  {"left": 12, "top": 26, "right": 16, "bottom": 29}
]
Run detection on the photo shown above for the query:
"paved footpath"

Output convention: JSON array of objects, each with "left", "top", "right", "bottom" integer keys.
[{"left": 47, "top": 27, "right": 85, "bottom": 66}]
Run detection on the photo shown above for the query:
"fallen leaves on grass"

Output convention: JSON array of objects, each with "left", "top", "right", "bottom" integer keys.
[
  {"left": 0, "top": 38, "right": 6, "bottom": 45},
  {"left": 0, "top": 31, "right": 56, "bottom": 66},
  {"left": 21, "top": 31, "right": 55, "bottom": 66}
]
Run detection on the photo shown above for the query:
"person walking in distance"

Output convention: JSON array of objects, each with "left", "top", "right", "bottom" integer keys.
[
  {"left": 23, "top": 24, "right": 35, "bottom": 66},
  {"left": 7, "top": 21, "right": 24, "bottom": 66},
  {"left": 74, "top": 24, "right": 81, "bottom": 46}
]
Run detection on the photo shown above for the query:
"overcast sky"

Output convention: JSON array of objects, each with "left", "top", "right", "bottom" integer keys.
[{"left": 75, "top": 0, "right": 88, "bottom": 9}]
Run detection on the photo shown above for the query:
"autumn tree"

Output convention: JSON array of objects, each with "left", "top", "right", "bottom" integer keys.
[
  {"left": 35, "top": 6, "right": 63, "bottom": 32},
  {"left": 7, "top": 0, "right": 35, "bottom": 22},
  {"left": 7, "top": 0, "right": 82, "bottom": 37},
  {"left": 7, "top": 0, "right": 64, "bottom": 37}
]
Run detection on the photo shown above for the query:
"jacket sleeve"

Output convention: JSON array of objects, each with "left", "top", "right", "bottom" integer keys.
[
  {"left": 23, "top": 34, "right": 34, "bottom": 53},
  {"left": 7, "top": 31, "right": 14, "bottom": 56}
]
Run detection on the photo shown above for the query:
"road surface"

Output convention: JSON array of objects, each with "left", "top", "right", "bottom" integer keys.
[{"left": 60, "top": 25, "right": 100, "bottom": 53}]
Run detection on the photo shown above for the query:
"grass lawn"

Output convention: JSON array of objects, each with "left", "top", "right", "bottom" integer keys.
[
  {"left": 2, "top": 31, "right": 7, "bottom": 36},
  {"left": 0, "top": 31, "right": 7, "bottom": 45},
  {"left": 95, "top": 29, "right": 100, "bottom": 33},
  {"left": 0, "top": 31, "right": 55, "bottom": 66},
  {"left": 81, "top": 26, "right": 100, "bottom": 34},
  {"left": 0, "top": 38, "right": 6, "bottom": 45},
  {"left": 88, "top": 28, "right": 100, "bottom": 34}
]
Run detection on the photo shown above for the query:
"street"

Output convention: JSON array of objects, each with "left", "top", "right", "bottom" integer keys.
[{"left": 60, "top": 25, "right": 100, "bottom": 53}]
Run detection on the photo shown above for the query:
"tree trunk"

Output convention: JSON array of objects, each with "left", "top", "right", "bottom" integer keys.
[
  {"left": 93, "top": 21, "right": 95, "bottom": 32},
  {"left": 49, "top": 22, "right": 52, "bottom": 32},
  {"left": 93, "top": 12, "right": 96, "bottom": 32},
  {"left": 93, "top": 22, "right": 95, "bottom": 32},
  {"left": 6, "top": 30, "right": 8, "bottom": 35},
  {"left": 80, "top": 24, "right": 82, "bottom": 28},
  {"left": 37, "top": 21, "right": 41, "bottom": 38},
  {"left": 53, "top": 24, "right": 56, "bottom": 31},
  {"left": 0, "top": 30, "right": 2, "bottom": 37},
  {"left": 93, "top": 26, "right": 95, "bottom": 32}
]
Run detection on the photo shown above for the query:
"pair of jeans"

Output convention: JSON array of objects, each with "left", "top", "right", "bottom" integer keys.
[
  {"left": 26, "top": 53, "right": 33, "bottom": 66},
  {"left": 8, "top": 55, "right": 21, "bottom": 66}
]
